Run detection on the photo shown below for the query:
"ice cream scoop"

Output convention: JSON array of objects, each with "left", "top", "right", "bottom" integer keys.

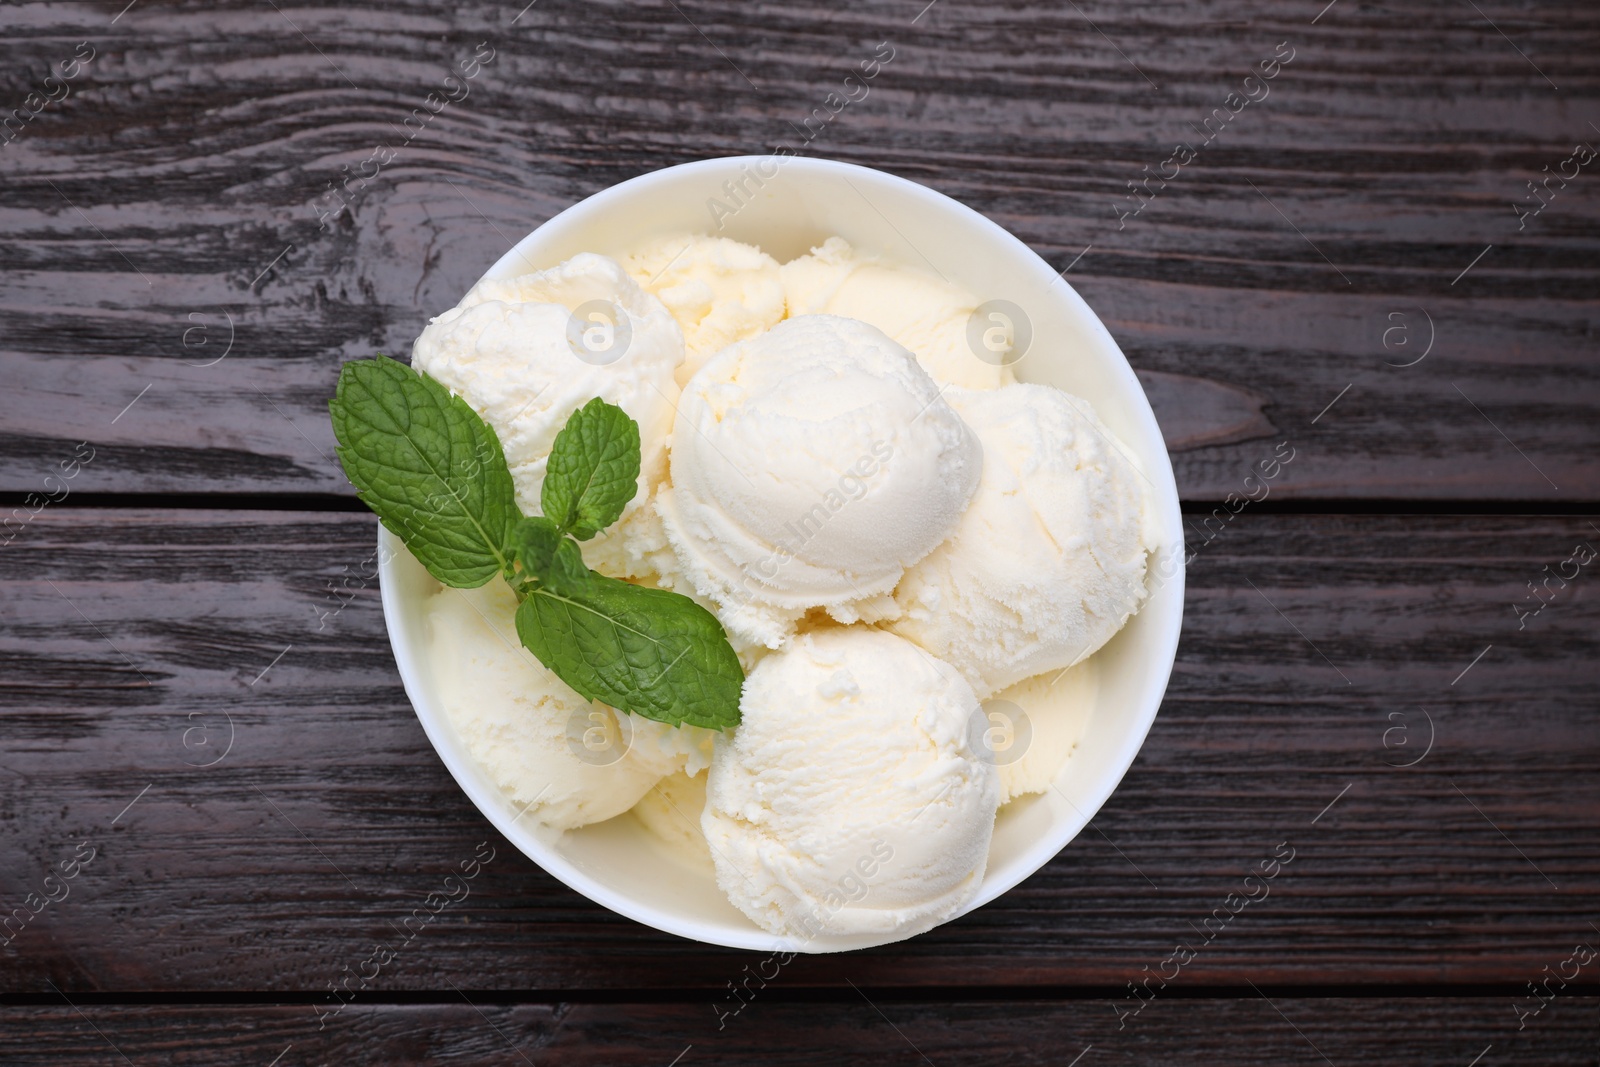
[
  {"left": 702, "top": 627, "right": 998, "bottom": 942},
  {"left": 424, "top": 581, "right": 711, "bottom": 831},
  {"left": 782, "top": 236, "right": 1015, "bottom": 390},
  {"left": 657, "top": 314, "right": 982, "bottom": 647},
  {"left": 412, "top": 253, "right": 684, "bottom": 519},
  {"left": 890, "top": 383, "right": 1154, "bottom": 698},
  {"left": 620, "top": 233, "right": 785, "bottom": 387}
]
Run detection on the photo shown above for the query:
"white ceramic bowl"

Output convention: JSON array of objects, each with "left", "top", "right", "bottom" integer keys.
[{"left": 378, "top": 156, "right": 1185, "bottom": 952}]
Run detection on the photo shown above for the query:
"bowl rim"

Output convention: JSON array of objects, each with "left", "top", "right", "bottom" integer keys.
[{"left": 378, "top": 154, "right": 1185, "bottom": 952}]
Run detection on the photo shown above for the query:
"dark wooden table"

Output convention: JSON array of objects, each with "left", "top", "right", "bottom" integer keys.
[{"left": 2, "top": 0, "right": 1597, "bottom": 1062}]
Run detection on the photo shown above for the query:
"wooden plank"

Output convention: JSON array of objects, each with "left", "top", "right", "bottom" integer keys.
[
  {"left": 0, "top": 1, "right": 1595, "bottom": 500},
  {"left": 0, "top": 508, "right": 1595, "bottom": 991},
  {"left": 0, "top": 998, "right": 1593, "bottom": 1066}
]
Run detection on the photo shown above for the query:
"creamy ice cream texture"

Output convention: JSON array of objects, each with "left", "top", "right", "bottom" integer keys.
[
  {"left": 890, "top": 383, "right": 1154, "bottom": 699},
  {"left": 782, "top": 236, "right": 1016, "bottom": 391},
  {"left": 412, "top": 234, "right": 1157, "bottom": 945},
  {"left": 659, "top": 314, "right": 982, "bottom": 648},
  {"left": 620, "top": 234, "right": 785, "bottom": 387},
  {"left": 987, "top": 661, "right": 1098, "bottom": 806},
  {"left": 703, "top": 627, "right": 998, "bottom": 940},
  {"left": 631, "top": 771, "right": 714, "bottom": 873}
]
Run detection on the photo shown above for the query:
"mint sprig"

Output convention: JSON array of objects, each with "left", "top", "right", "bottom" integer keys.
[{"left": 330, "top": 357, "right": 743, "bottom": 730}]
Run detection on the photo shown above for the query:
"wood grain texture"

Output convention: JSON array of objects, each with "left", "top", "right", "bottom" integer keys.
[
  {"left": 0, "top": 998, "right": 1596, "bottom": 1066},
  {"left": 1, "top": 508, "right": 1595, "bottom": 992},
  {"left": 0, "top": 0, "right": 1596, "bottom": 500}
]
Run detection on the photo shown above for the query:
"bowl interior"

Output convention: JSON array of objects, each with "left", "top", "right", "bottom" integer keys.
[{"left": 379, "top": 156, "right": 1185, "bottom": 952}]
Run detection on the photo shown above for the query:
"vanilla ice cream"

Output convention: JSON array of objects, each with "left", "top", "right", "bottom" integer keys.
[
  {"left": 985, "top": 661, "right": 1098, "bottom": 805},
  {"left": 620, "top": 234, "right": 785, "bottom": 386},
  {"left": 658, "top": 314, "right": 982, "bottom": 648},
  {"left": 413, "top": 253, "right": 684, "bottom": 520},
  {"left": 782, "top": 236, "right": 1016, "bottom": 391},
  {"left": 890, "top": 383, "right": 1154, "bottom": 698},
  {"left": 702, "top": 627, "right": 999, "bottom": 941},
  {"left": 578, "top": 487, "right": 684, "bottom": 587},
  {"left": 631, "top": 771, "right": 713, "bottom": 871},
  {"left": 425, "top": 581, "right": 712, "bottom": 831}
]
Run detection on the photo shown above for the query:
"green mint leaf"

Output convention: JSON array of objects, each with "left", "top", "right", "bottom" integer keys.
[
  {"left": 329, "top": 354, "right": 518, "bottom": 587},
  {"left": 541, "top": 397, "right": 640, "bottom": 540},
  {"left": 545, "top": 538, "right": 592, "bottom": 594},
  {"left": 510, "top": 516, "right": 564, "bottom": 581},
  {"left": 515, "top": 573, "right": 743, "bottom": 730},
  {"left": 510, "top": 516, "right": 591, "bottom": 594}
]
